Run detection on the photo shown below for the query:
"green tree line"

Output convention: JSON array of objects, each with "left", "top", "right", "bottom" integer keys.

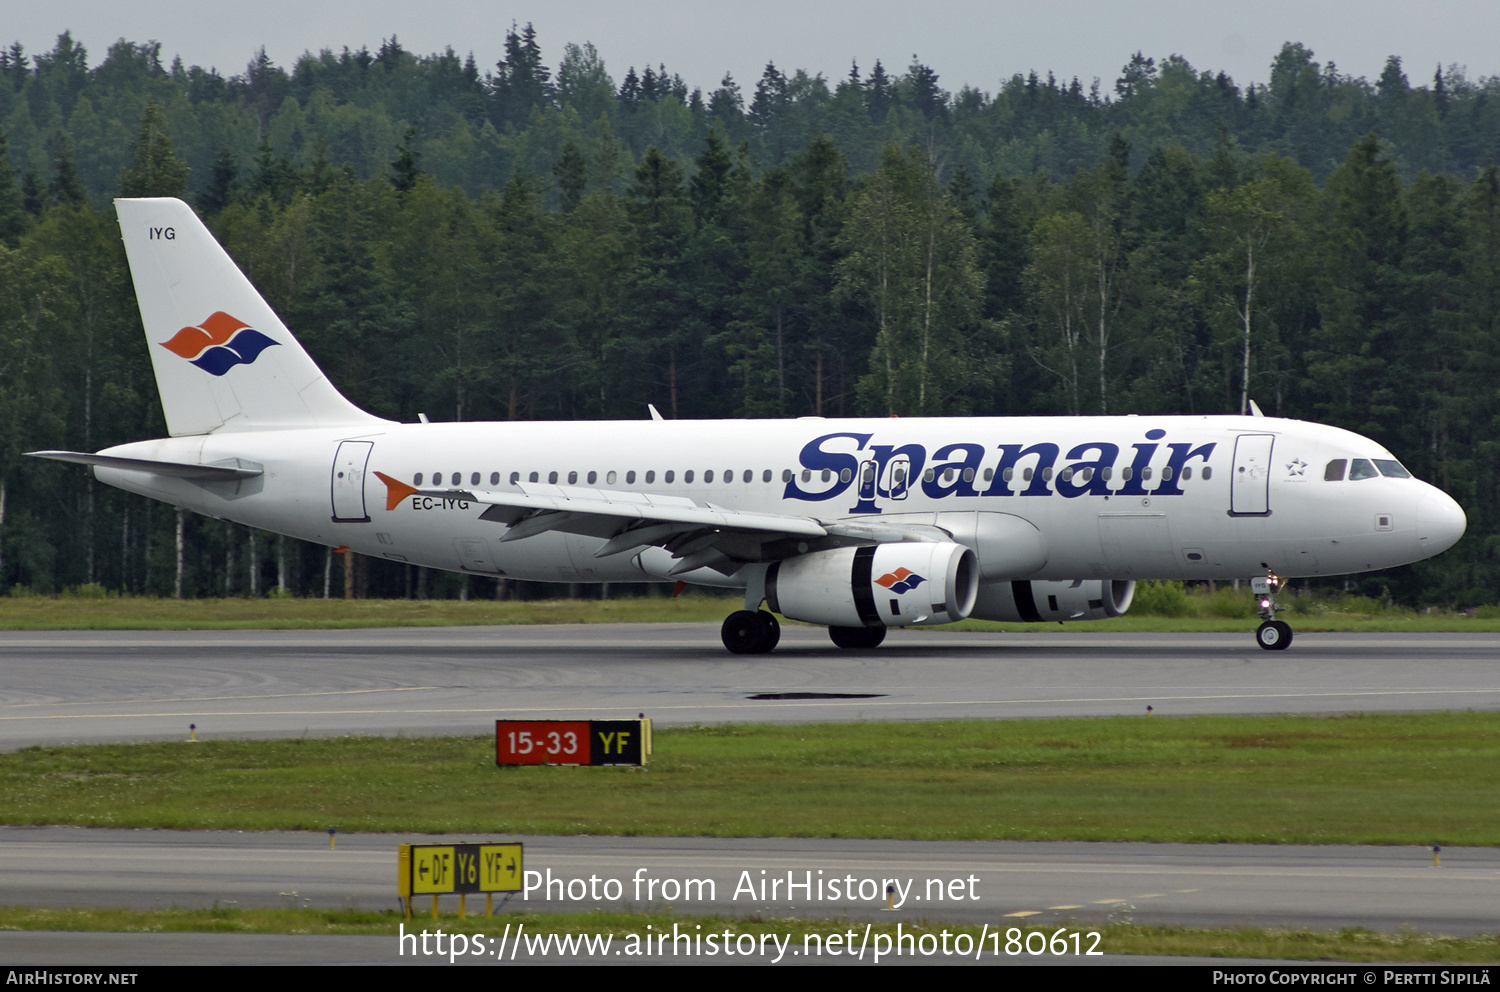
[{"left": 1, "top": 29, "right": 1498, "bottom": 605}]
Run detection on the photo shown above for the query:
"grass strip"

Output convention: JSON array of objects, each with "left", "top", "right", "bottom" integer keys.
[
  {"left": 0, "top": 595, "right": 736, "bottom": 630},
  {"left": 3, "top": 590, "right": 1499, "bottom": 631},
  {"left": 0, "top": 907, "right": 1495, "bottom": 962},
  {"left": 6, "top": 713, "right": 1500, "bottom": 843}
]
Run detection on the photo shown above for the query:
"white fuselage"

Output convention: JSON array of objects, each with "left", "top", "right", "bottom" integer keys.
[{"left": 93, "top": 414, "right": 1466, "bottom": 589}]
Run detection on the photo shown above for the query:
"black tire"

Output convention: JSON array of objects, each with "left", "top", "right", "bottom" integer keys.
[
  {"left": 1255, "top": 621, "right": 1284, "bottom": 651},
  {"left": 1272, "top": 619, "right": 1293, "bottom": 650},
  {"left": 757, "top": 611, "right": 781, "bottom": 651},
  {"left": 722, "top": 610, "right": 769, "bottom": 654},
  {"left": 829, "top": 625, "right": 887, "bottom": 649}
]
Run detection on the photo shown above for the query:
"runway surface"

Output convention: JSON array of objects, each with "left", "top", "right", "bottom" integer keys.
[
  {"left": 2, "top": 625, "right": 1499, "bottom": 749},
  {"left": 3, "top": 624, "right": 1498, "bottom": 963}
]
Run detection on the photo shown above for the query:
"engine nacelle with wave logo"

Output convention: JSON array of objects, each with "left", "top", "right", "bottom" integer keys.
[
  {"left": 972, "top": 579, "right": 1135, "bottom": 623},
  {"left": 766, "top": 542, "right": 979, "bottom": 628}
]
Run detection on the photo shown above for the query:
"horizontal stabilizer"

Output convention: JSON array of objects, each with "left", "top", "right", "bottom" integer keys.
[{"left": 27, "top": 450, "right": 263, "bottom": 481}]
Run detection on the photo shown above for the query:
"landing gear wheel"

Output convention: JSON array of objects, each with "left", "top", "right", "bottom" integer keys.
[
  {"left": 1255, "top": 620, "right": 1293, "bottom": 651},
  {"left": 722, "top": 610, "right": 778, "bottom": 654},
  {"left": 757, "top": 611, "right": 781, "bottom": 651},
  {"left": 1272, "top": 620, "right": 1292, "bottom": 649},
  {"left": 828, "top": 625, "right": 887, "bottom": 649}
]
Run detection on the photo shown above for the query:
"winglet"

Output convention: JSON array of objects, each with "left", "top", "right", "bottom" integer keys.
[
  {"left": 648, "top": 404, "right": 664, "bottom": 421},
  {"left": 375, "top": 471, "right": 418, "bottom": 511}
]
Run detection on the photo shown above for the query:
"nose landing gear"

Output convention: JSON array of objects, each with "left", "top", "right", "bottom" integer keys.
[{"left": 1252, "top": 571, "right": 1292, "bottom": 650}]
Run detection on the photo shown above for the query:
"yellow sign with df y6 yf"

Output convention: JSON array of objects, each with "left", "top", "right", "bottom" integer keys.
[{"left": 398, "top": 843, "right": 523, "bottom": 896}]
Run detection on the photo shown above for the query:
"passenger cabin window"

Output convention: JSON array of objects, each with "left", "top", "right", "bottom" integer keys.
[
  {"left": 1202, "top": 467, "right": 1212, "bottom": 480},
  {"left": 451, "top": 472, "right": 461, "bottom": 485},
  {"left": 684, "top": 470, "right": 694, "bottom": 483},
  {"left": 414, "top": 473, "right": 424, "bottom": 485},
  {"left": 510, "top": 472, "right": 520, "bottom": 485},
  {"left": 762, "top": 470, "right": 771, "bottom": 483},
  {"left": 1349, "top": 458, "right": 1378, "bottom": 481},
  {"left": 1325, "top": 459, "right": 1346, "bottom": 481},
  {"left": 1181, "top": 467, "right": 1192, "bottom": 480},
  {"left": 529, "top": 472, "right": 539, "bottom": 483},
  {"left": 490, "top": 472, "right": 500, "bottom": 485},
  {"left": 782, "top": 469, "right": 792, "bottom": 482},
  {"left": 626, "top": 471, "right": 636, "bottom": 484},
  {"left": 605, "top": 471, "right": 616, "bottom": 484},
  {"left": 645, "top": 471, "right": 655, "bottom": 483},
  {"left": 568, "top": 471, "right": 578, "bottom": 484},
  {"left": 705, "top": 470, "right": 715, "bottom": 483},
  {"left": 665, "top": 470, "right": 675, "bottom": 483},
  {"left": 747, "top": 470, "right": 756, "bottom": 483},
  {"left": 471, "top": 472, "right": 481, "bottom": 485},
  {"left": 548, "top": 471, "right": 558, "bottom": 484}
]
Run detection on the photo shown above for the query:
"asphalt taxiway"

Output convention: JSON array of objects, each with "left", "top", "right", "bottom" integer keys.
[{"left": 2, "top": 827, "right": 1495, "bottom": 965}]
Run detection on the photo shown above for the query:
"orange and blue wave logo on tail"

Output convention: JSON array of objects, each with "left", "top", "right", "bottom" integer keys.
[{"left": 159, "top": 311, "right": 278, "bottom": 376}]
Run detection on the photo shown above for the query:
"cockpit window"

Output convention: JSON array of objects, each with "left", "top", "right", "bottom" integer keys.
[
  {"left": 1348, "top": 458, "right": 1379, "bottom": 481},
  {"left": 1374, "top": 459, "right": 1411, "bottom": 479},
  {"left": 1324, "top": 460, "right": 1346, "bottom": 481}
]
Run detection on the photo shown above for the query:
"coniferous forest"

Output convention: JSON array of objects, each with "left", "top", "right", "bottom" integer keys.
[{"left": 1, "top": 28, "right": 1498, "bottom": 605}]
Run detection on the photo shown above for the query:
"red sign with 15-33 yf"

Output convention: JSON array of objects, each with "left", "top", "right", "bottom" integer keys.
[{"left": 495, "top": 719, "right": 651, "bottom": 766}]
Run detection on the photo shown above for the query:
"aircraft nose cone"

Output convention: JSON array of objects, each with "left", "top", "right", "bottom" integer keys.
[{"left": 1417, "top": 489, "right": 1466, "bottom": 557}]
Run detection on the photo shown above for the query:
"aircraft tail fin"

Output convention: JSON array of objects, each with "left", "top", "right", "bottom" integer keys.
[{"left": 115, "top": 197, "right": 387, "bottom": 436}]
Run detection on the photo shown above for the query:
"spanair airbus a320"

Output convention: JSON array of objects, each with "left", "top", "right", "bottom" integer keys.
[{"left": 30, "top": 198, "right": 1467, "bottom": 654}]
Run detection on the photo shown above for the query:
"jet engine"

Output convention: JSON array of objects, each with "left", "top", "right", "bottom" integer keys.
[
  {"left": 765, "top": 542, "right": 979, "bottom": 628},
  {"left": 971, "top": 579, "right": 1135, "bottom": 623}
]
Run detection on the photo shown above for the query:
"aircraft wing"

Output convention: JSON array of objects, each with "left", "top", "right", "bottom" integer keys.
[{"left": 374, "top": 472, "right": 935, "bottom": 575}]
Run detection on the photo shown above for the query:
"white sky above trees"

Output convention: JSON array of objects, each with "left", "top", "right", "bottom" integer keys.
[{"left": 10, "top": 0, "right": 1498, "bottom": 95}]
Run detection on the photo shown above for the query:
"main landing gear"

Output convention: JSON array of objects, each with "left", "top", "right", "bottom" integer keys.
[
  {"left": 721, "top": 610, "right": 780, "bottom": 654},
  {"left": 1252, "top": 570, "right": 1292, "bottom": 651},
  {"left": 718, "top": 611, "right": 890, "bottom": 653}
]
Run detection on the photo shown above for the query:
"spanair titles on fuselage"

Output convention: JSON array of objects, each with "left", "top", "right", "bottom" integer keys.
[{"left": 784, "top": 427, "right": 1215, "bottom": 513}]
